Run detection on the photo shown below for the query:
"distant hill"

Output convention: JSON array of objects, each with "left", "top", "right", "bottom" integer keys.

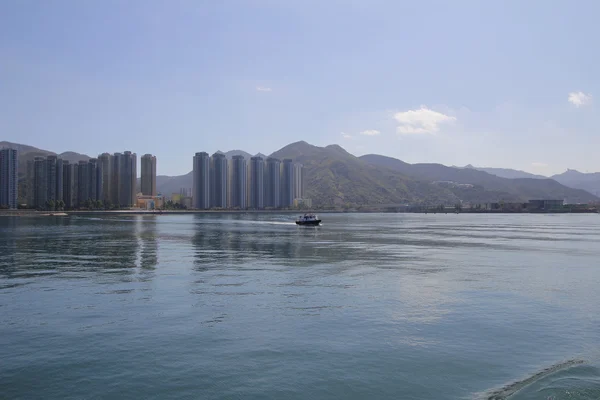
[
  {"left": 551, "top": 170, "right": 600, "bottom": 197},
  {"left": 360, "top": 154, "right": 598, "bottom": 204},
  {"left": 155, "top": 172, "right": 193, "bottom": 196},
  {"left": 461, "top": 165, "right": 547, "bottom": 180},
  {"left": 270, "top": 142, "right": 458, "bottom": 207}
]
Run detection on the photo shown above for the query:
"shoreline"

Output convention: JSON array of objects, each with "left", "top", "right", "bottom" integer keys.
[{"left": 1, "top": 209, "right": 598, "bottom": 217}]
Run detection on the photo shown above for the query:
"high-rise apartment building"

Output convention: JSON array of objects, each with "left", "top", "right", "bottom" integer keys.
[
  {"left": 62, "top": 161, "right": 76, "bottom": 209},
  {"left": 77, "top": 160, "right": 89, "bottom": 205},
  {"left": 0, "top": 148, "right": 18, "bottom": 209},
  {"left": 229, "top": 155, "right": 247, "bottom": 209},
  {"left": 46, "top": 155, "right": 58, "bottom": 202},
  {"left": 193, "top": 152, "right": 210, "bottom": 209},
  {"left": 141, "top": 154, "right": 157, "bottom": 196},
  {"left": 210, "top": 152, "right": 228, "bottom": 209},
  {"left": 249, "top": 156, "right": 264, "bottom": 209},
  {"left": 265, "top": 157, "right": 281, "bottom": 208},
  {"left": 76, "top": 159, "right": 103, "bottom": 207},
  {"left": 281, "top": 158, "right": 294, "bottom": 208},
  {"left": 26, "top": 160, "right": 35, "bottom": 207},
  {"left": 109, "top": 151, "right": 136, "bottom": 207},
  {"left": 120, "top": 151, "right": 137, "bottom": 207},
  {"left": 31, "top": 155, "right": 64, "bottom": 209},
  {"left": 293, "top": 163, "right": 304, "bottom": 200},
  {"left": 98, "top": 153, "right": 112, "bottom": 204},
  {"left": 33, "top": 157, "right": 47, "bottom": 209},
  {"left": 110, "top": 152, "right": 122, "bottom": 206}
]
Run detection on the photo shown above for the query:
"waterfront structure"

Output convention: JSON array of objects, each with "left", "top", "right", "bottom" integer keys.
[
  {"left": 265, "top": 157, "right": 281, "bottom": 208},
  {"left": 210, "top": 152, "right": 228, "bottom": 208},
  {"left": 229, "top": 155, "right": 247, "bottom": 209},
  {"left": 281, "top": 159, "right": 294, "bottom": 208},
  {"left": 249, "top": 156, "right": 265, "bottom": 209},
  {"left": 528, "top": 199, "right": 564, "bottom": 211},
  {"left": 0, "top": 148, "right": 18, "bottom": 209},
  {"left": 141, "top": 154, "right": 157, "bottom": 196},
  {"left": 193, "top": 152, "right": 210, "bottom": 209},
  {"left": 137, "top": 194, "right": 163, "bottom": 210}
]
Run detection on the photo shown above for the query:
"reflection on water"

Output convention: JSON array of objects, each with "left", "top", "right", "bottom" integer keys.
[{"left": 1, "top": 213, "right": 600, "bottom": 400}]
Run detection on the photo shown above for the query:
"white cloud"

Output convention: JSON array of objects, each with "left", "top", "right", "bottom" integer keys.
[
  {"left": 360, "top": 129, "right": 380, "bottom": 136},
  {"left": 256, "top": 86, "right": 272, "bottom": 92},
  {"left": 340, "top": 132, "right": 353, "bottom": 140},
  {"left": 568, "top": 91, "right": 592, "bottom": 107},
  {"left": 531, "top": 162, "right": 548, "bottom": 168},
  {"left": 394, "top": 106, "right": 456, "bottom": 135}
]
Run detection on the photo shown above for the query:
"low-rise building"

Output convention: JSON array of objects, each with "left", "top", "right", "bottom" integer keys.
[
  {"left": 293, "top": 198, "right": 312, "bottom": 208},
  {"left": 528, "top": 199, "right": 564, "bottom": 210}
]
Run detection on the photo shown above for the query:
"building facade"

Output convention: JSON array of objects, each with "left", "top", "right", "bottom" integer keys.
[
  {"left": 98, "top": 153, "right": 112, "bottom": 204},
  {"left": 109, "top": 151, "right": 137, "bottom": 207},
  {"left": 249, "top": 156, "right": 265, "bottom": 209},
  {"left": 293, "top": 163, "right": 304, "bottom": 200},
  {"left": 265, "top": 157, "right": 281, "bottom": 208},
  {"left": 0, "top": 148, "right": 18, "bottom": 209},
  {"left": 193, "top": 152, "right": 210, "bottom": 209},
  {"left": 210, "top": 152, "right": 228, "bottom": 208},
  {"left": 141, "top": 154, "right": 157, "bottom": 196},
  {"left": 62, "top": 161, "right": 76, "bottom": 209},
  {"left": 33, "top": 157, "right": 47, "bottom": 209},
  {"left": 229, "top": 155, "right": 247, "bottom": 209},
  {"left": 281, "top": 158, "right": 294, "bottom": 208},
  {"left": 120, "top": 151, "right": 137, "bottom": 207}
]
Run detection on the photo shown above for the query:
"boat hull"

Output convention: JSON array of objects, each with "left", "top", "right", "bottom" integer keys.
[{"left": 295, "top": 220, "right": 321, "bottom": 226}]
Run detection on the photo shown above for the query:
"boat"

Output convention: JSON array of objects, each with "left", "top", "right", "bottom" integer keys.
[{"left": 295, "top": 213, "right": 321, "bottom": 226}]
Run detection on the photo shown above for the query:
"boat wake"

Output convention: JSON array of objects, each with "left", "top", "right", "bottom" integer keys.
[{"left": 481, "top": 359, "right": 587, "bottom": 400}]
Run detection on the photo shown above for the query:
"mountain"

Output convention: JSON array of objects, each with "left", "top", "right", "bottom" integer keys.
[
  {"left": 360, "top": 154, "right": 597, "bottom": 204},
  {"left": 551, "top": 170, "right": 600, "bottom": 197},
  {"left": 461, "top": 165, "right": 547, "bottom": 180},
  {"left": 269, "top": 142, "right": 459, "bottom": 207},
  {"left": 155, "top": 172, "right": 193, "bottom": 196}
]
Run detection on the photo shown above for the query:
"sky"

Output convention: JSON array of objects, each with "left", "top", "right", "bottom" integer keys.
[{"left": 1, "top": 0, "right": 599, "bottom": 176}]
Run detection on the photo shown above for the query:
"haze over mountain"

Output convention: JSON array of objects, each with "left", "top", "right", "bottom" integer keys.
[
  {"left": 459, "top": 165, "right": 548, "bottom": 180},
  {"left": 550, "top": 170, "right": 600, "bottom": 197},
  {"left": 7, "top": 141, "right": 598, "bottom": 206},
  {"left": 360, "top": 154, "right": 597, "bottom": 204}
]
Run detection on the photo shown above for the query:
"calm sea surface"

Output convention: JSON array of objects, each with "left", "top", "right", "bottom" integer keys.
[{"left": 1, "top": 213, "right": 599, "bottom": 399}]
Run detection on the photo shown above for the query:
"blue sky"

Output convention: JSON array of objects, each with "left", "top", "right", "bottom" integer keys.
[{"left": 1, "top": 0, "right": 598, "bottom": 176}]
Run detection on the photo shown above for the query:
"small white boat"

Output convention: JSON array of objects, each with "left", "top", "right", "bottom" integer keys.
[{"left": 295, "top": 213, "right": 321, "bottom": 226}]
